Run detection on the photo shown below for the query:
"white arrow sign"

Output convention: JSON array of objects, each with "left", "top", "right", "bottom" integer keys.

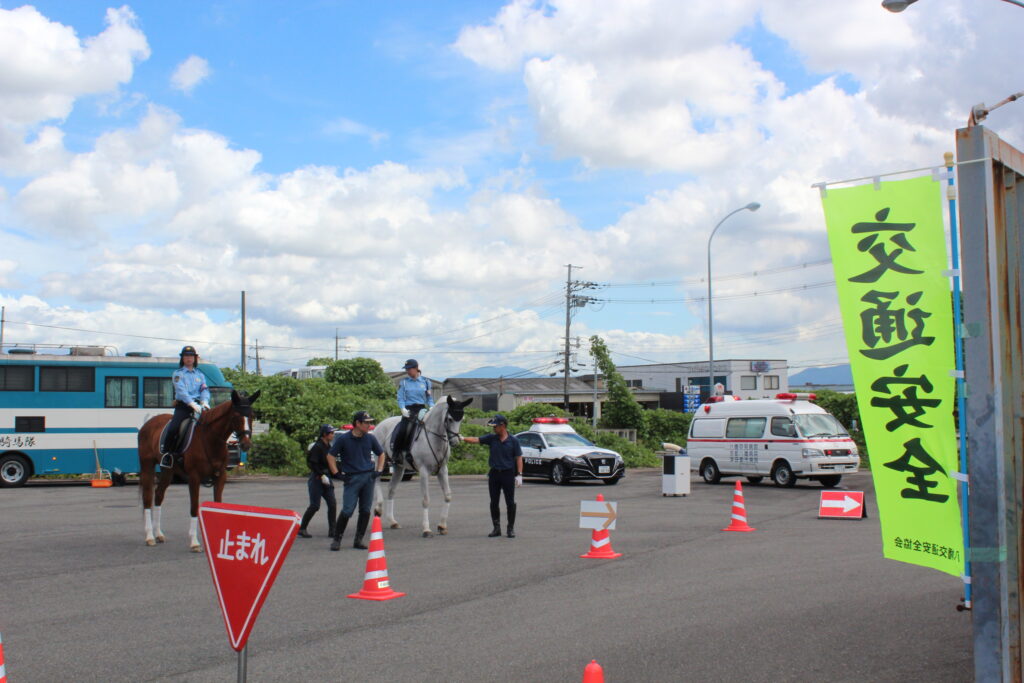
[{"left": 821, "top": 495, "right": 861, "bottom": 514}]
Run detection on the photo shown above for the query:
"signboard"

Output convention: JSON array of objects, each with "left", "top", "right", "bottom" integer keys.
[
  {"left": 821, "top": 175, "right": 964, "bottom": 576},
  {"left": 579, "top": 499, "right": 617, "bottom": 530},
  {"left": 199, "top": 502, "right": 300, "bottom": 652},
  {"left": 818, "top": 490, "right": 866, "bottom": 519}
]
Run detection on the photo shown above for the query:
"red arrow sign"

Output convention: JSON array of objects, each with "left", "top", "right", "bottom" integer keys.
[
  {"left": 199, "top": 501, "right": 300, "bottom": 652},
  {"left": 818, "top": 490, "right": 866, "bottom": 519}
]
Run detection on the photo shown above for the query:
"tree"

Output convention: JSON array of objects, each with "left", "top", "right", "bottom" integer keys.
[
  {"left": 324, "top": 358, "right": 394, "bottom": 399},
  {"left": 589, "top": 335, "right": 643, "bottom": 430},
  {"left": 307, "top": 357, "right": 334, "bottom": 367}
]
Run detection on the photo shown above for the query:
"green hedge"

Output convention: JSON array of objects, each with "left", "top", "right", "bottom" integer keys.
[{"left": 249, "top": 429, "right": 305, "bottom": 475}]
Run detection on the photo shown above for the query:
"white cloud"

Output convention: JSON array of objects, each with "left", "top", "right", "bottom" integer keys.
[
  {"left": 323, "top": 117, "right": 387, "bottom": 144},
  {"left": 170, "top": 55, "right": 211, "bottom": 94}
]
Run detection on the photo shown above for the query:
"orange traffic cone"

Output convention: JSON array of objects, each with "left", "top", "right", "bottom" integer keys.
[
  {"left": 582, "top": 659, "right": 604, "bottom": 682},
  {"left": 581, "top": 494, "right": 622, "bottom": 559},
  {"left": 1, "top": 631, "right": 7, "bottom": 683},
  {"left": 722, "top": 480, "right": 755, "bottom": 532},
  {"left": 348, "top": 515, "right": 406, "bottom": 601}
]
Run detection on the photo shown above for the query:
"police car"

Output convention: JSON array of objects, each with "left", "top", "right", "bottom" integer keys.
[{"left": 515, "top": 417, "right": 625, "bottom": 485}]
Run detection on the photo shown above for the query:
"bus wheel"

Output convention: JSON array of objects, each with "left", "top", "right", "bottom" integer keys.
[{"left": 0, "top": 453, "right": 31, "bottom": 488}]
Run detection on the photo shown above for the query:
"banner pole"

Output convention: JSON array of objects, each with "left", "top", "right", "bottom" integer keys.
[{"left": 944, "top": 151, "right": 972, "bottom": 611}]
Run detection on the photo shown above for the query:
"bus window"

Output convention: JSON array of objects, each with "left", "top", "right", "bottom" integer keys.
[
  {"left": 0, "top": 365, "right": 34, "bottom": 391},
  {"left": 105, "top": 377, "right": 139, "bottom": 408},
  {"left": 143, "top": 377, "right": 174, "bottom": 408},
  {"left": 40, "top": 366, "right": 94, "bottom": 392}
]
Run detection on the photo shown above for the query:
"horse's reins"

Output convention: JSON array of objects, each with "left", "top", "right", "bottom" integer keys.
[{"left": 419, "top": 407, "right": 462, "bottom": 473}]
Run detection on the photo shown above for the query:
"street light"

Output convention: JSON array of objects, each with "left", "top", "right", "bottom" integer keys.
[
  {"left": 883, "top": 0, "right": 1024, "bottom": 11},
  {"left": 706, "top": 202, "right": 760, "bottom": 398}
]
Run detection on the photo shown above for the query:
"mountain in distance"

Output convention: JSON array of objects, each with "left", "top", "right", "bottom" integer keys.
[
  {"left": 449, "top": 365, "right": 543, "bottom": 379},
  {"left": 788, "top": 364, "right": 852, "bottom": 386}
]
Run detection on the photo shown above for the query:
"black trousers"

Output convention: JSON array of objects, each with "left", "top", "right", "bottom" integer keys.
[
  {"left": 394, "top": 403, "right": 425, "bottom": 453},
  {"left": 488, "top": 468, "right": 516, "bottom": 521},
  {"left": 164, "top": 404, "right": 194, "bottom": 452}
]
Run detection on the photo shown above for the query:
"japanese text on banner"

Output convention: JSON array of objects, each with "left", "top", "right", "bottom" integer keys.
[{"left": 821, "top": 175, "right": 964, "bottom": 576}]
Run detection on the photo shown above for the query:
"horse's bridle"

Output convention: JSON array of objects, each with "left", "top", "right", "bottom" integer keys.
[{"left": 421, "top": 408, "right": 463, "bottom": 471}]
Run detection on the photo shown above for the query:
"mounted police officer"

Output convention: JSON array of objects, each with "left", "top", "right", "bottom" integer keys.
[
  {"left": 298, "top": 424, "right": 339, "bottom": 539},
  {"left": 159, "top": 345, "right": 210, "bottom": 468},
  {"left": 393, "top": 359, "right": 433, "bottom": 464}
]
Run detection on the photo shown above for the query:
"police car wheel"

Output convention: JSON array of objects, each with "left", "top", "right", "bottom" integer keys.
[
  {"left": 771, "top": 462, "right": 797, "bottom": 487},
  {"left": 601, "top": 476, "right": 621, "bottom": 485},
  {"left": 550, "top": 461, "right": 568, "bottom": 486},
  {"left": 700, "top": 459, "right": 721, "bottom": 485}
]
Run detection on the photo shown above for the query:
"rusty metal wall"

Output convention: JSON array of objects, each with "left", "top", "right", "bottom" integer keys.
[{"left": 957, "top": 125, "right": 1024, "bottom": 682}]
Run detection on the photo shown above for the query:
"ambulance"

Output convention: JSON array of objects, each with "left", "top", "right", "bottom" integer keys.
[{"left": 687, "top": 393, "right": 859, "bottom": 487}]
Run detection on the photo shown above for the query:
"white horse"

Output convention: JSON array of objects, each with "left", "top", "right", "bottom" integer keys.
[{"left": 373, "top": 395, "right": 472, "bottom": 537}]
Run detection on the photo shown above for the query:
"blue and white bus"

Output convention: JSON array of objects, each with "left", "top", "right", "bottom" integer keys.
[{"left": 0, "top": 347, "right": 244, "bottom": 487}]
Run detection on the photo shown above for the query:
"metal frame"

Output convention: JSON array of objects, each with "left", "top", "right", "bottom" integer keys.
[{"left": 957, "top": 124, "right": 1024, "bottom": 680}]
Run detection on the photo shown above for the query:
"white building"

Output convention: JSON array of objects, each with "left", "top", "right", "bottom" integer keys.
[{"left": 614, "top": 359, "right": 789, "bottom": 401}]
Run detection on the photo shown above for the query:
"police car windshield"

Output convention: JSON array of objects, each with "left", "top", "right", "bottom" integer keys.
[
  {"left": 793, "top": 414, "right": 848, "bottom": 438},
  {"left": 544, "top": 432, "right": 595, "bottom": 448}
]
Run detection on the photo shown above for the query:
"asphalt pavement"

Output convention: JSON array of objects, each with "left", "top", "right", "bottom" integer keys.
[{"left": 0, "top": 470, "right": 972, "bottom": 682}]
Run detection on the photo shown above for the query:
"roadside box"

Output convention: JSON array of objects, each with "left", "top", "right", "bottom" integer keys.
[{"left": 661, "top": 451, "right": 690, "bottom": 496}]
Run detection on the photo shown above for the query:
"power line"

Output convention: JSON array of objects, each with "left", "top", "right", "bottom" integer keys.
[
  {"left": 597, "top": 280, "right": 836, "bottom": 304},
  {"left": 601, "top": 258, "right": 833, "bottom": 288}
]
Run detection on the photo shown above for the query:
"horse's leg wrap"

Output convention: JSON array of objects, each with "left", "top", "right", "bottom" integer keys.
[
  {"left": 385, "top": 499, "right": 397, "bottom": 528},
  {"left": 188, "top": 516, "right": 200, "bottom": 551},
  {"left": 144, "top": 508, "right": 155, "bottom": 545},
  {"left": 153, "top": 505, "right": 165, "bottom": 542}
]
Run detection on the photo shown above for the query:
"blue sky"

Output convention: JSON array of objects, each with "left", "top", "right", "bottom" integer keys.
[{"left": 1, "top": 1, "right": 1020, "bottom": 376}]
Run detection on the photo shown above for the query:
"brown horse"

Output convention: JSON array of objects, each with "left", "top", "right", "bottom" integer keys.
[{"left": 137, "top": 390, "right": 260, "bottom": 551}]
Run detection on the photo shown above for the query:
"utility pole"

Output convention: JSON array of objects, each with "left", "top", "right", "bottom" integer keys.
[
  {"left": 335, "top": 328, "right": 339, "bottom": 360},
  {"left": 0, "top": 305, "right": 5, "bottom": 352},
  {"left": 562, "top": 265, "right": 601, "bottom": 411},
  {"left": 592, "top": 354, "right": 599, "bottom": 429},
  {"left": 254, "top": 339, "right": 261, "bottom": 376},
  {"left": 240, "top": 291, "right": 246, "bottom": 373}
]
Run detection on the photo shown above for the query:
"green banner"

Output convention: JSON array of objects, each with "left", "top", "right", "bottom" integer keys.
[{"left": 821, "top": 175, "right": 964, "bottom": 576}]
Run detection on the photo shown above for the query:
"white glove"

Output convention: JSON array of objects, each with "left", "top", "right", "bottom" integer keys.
[
  {"left": 401, "top": 408, "right": 410, "bottom": 418},
  {"left": 189, "top": 401, "right": 202, "bottom": 414},
  {"left": 200, "top": 401, "right": 210, "bottom": 411},
  {"left": 320, "top": 474, "right": 330, "bottom": 487},
  {"left": 417, "top": 411, "right": 427, "bottom": 423},
  {"left": 515, "top": 475, "right": 523, "bottom": 488}
]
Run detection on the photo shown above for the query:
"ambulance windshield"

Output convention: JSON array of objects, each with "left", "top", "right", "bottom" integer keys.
[{"left": 793, "top": 413, "right": 849, "bottom": 438}]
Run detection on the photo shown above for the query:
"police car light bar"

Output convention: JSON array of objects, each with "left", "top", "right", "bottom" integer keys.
[
  {"left": 775, "top": 392, "right": 817, "bottom": 401},
  {"left": 532, "top": 417, "right": 569, "bottom": 424}
]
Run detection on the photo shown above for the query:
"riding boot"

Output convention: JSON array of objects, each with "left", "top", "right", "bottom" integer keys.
[
  {"left": 330, "top": 514, "right": 350, "bottom": 551},
  {"left": 352, "top": 511, "right": 370, "bottom": 549},
  {"left": 298, "top": 508, "right": 316, "bottom": 538},
  {"left": 488, "top": 516, "right": 502, "bottom": 537},
  {"left": 506, "top": 504, "right": 517, "bottom": 538}
]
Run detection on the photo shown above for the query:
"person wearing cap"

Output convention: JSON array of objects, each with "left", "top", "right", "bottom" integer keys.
[
  {"left": 298, "top": 424, "right": 340, "bottom": 539},
  {"left": 393, "top": 358, "right": 433, "bottom": 463},
  {"left": 461, "top": 414, "right": 523, "bottom": 538},
  {"left": 159, "top": 345, "right": 211, "bottom": 467},
  {"left": 329, "top": 411, "right": 385, "bottom": 551}
]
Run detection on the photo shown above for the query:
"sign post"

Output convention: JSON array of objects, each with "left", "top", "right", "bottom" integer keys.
[{"left": 198, "top": 501, "right": 300, "bottom": 681}]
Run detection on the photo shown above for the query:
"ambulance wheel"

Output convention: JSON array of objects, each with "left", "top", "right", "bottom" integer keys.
[
  {"left": 746, "top": 476, "right": 763, "bottom": 485},
  {"left": 551, "top": 462, "right": 568, "bottom": 486},
  {"left": 700, "top": 459, "right": 721, "bottom": 484},
  {"left": 771, "top": 462, "right": 797, "bottom": 488},
  {"left": 818, "top": 474, "right": 842, "bottom": 487}
]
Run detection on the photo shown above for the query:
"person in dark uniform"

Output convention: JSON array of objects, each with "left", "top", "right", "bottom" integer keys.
[
  {"left": 329, "top": 411, "right": 385, "bottom": 551},
  {"left": 461, "top": 414, "right": 523, "bottom": 538},
  {"left": 298, "top": 424, "right": 339, "bottom": 539}
]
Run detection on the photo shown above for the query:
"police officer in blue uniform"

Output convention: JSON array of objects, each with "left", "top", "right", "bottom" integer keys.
[
  {"left": 329, "top": 411, "right": 385, "bottom": 551},
  {"left": 462, "top": 414, "right": 523, "bottom": 538},
  {"left": 393, "top": 359, "right": 434, "bottom": 460},
  {"left": 160, "top": 345, "right": 210, "bottom": 467},
  {"left": 298, "top": 424, "right": 339, "bottom": 539}
]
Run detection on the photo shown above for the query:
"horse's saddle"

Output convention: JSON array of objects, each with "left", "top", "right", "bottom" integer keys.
[
  {"left": 389, "top": 421, "right": 421, "bottom": 466},
  {"left": 159, "top": 416, "right": 198, "bottom": 457}
]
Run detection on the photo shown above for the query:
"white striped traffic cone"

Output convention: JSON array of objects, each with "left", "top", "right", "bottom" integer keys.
[
  {"left": 1, "top": 631, "right": 7, "bottom": 683},
  {"left": 581, "top": 495, "right": 622, "bottom": 559},
  {"left": 722, "top": 480, "right": 755, "bottom": 532},
  {"left": 348, "top": 515, "right": 405, "bottom": 601}
]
